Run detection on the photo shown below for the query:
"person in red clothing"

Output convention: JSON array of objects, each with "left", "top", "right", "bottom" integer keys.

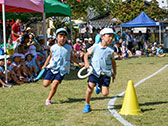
[{"left": 11, "top": 19, "right": 21, "bottom": 43}]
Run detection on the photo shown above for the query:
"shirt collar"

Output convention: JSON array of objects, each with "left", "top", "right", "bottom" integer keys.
[{"left": 98, "top": 42, "right": 107, "bottom": 49}]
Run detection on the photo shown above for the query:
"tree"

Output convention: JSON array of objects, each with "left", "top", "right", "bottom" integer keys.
[
  {"left": 58, "top": 0, "right": 167, "bottom": 23},
  {"left": 110, "top": 0, "right": 168, "bottom": 23}
]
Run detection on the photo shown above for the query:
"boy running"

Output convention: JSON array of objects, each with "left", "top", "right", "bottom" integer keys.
[
  {"left": 82, "top": 28, "right": 117, "bottom": 113},
  {"left": 42, "top": 28, "right": 83, "bottom": 105}
]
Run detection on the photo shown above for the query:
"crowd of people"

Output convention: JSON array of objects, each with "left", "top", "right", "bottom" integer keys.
[
  {"left": 0, "top": 19, "right": 168, "bottom": 88},
  {"left": 113, "top": 28, "right": 167, "bottom": 60}
]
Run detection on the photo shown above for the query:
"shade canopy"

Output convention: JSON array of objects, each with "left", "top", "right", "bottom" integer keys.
[
  {"left": 121, "top": 12, "right": 161, "bottom": 27},
  {"left": 0, "top": 0, "right": 43, "bottom": 13},
  {"left": 0, "top": 0, "right": 71, "bottom": 19},
  {"left": 44, "top": 0, "right": 71, "bottom": 17}
]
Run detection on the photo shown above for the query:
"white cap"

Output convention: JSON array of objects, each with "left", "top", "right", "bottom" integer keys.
[
  {"left": 6, "top": 55, "right": 12, "bottom": 59},
  {"left": 100, "top": 28, "right": 116, "bottom": 35},
  {"left": 76, "top": 38, "right": 81, "bottom": 42},
  {"left": 154, "top": 42, "right": 157, "bottom": 45},
  {"left": 13, "top": 53, "right": 21, "bottom": 58},
  {"left": 88, "top": 38, "right": 93, "bottom": 41},
  {"left": 30, "top": 33, "right": 35, "bottom": 36},
  {"left": 19, "top": 54, "right": 25, "bottom": 59},
  {"left": 84, "top": 38, "right": 88, "bottom": 41}
]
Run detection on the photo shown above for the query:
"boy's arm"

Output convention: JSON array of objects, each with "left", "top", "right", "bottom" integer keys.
[
  {"left": 84, "top": 52, "right": 90, "bottom": 69},
  {"left": 70, "top": 50, "right": 84, "bottom": 67},
  {"left": 112, "top": 58, "right": 117, "bottom": 83},
  {"left": 84, "top": 45, "right": 94, "bottom": 69},
  {"left": 42, "top": 51, "right": 52, "bottom": 69}
]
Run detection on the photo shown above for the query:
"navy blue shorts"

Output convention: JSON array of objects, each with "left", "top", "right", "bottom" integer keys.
[
  {"left": 88, "top": 74, "right": 111, "bottom": 87},
  {"left": 44, "top": 69, "right": 65, "bottom": 83}
]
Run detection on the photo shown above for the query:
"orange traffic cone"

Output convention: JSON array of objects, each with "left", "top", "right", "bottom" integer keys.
[{"left": 119, "top": 80, "right": 141, "bottom": 115}]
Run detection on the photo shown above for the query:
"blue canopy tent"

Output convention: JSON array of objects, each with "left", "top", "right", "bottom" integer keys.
[{"left": 121, "top": 12, "right": 162, "bottom": 44}]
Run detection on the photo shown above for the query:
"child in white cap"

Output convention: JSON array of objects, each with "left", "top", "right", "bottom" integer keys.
[
  {"left": 82, "top": 28, "right": 117, "bottom": 113},
  {"left": 0, "top": 55, "right": 12, "bottom": 87}
]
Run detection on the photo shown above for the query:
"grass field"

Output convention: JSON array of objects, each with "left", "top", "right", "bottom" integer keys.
[{"left": 0, "top": 56, "right": 168, "bottom": 126}]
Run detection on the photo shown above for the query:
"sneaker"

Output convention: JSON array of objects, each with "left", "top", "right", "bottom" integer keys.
[
  {"left": 32, "top": 78, "right": 38, "bottom": 82},
  {"left": 82, "top": 104, "right": 91, "bottom": 113},
  {"left": 95, "top": 83, "right": 101, "bottom": 94},
  {"left": 45, "top": 99, "right": 52, "bottom": 105},
  {"left": 3, "top": 84, "right": 12, "bottom": 88}
]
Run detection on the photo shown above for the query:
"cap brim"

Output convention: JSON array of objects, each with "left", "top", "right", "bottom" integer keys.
[{"left": 101, "top": 32, "right": 117, "bottom": 38}]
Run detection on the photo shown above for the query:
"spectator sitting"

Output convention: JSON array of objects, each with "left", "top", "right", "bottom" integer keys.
[
  {"left": 73, "top": 38, "right": 84, "bottom": 62},
  {"left": 25, "top": 52, "right": 37, "bottom": 78},
  {"left": 0, "top": 56, "right": 12, "bottom": 87},
  {"left": 86, "top": 38, "right": 94, "bottom": 50},
  {"left": 27, "top": 33, "right": 37, "bottom": 47},
  {"left": 10, "top": 53, "right": 28, "bottom": 82},
  {"left": 149, "top": 42, "right": 158, "bottom": 56},
  {"left": 156, "top": 45, "right": 166, "bottom": 57},
  {"left": 35, "top": 53, "right": 44, "bottom": 73},
  {"left": 114, "top": 42, "right": 124, "bottom": 60},
  {"left": 19, "top": 54, "right": 31, "bottom": 79},
  {"left": 0, "top": 55, "right": 13, "bottom": 84},
  {"left": 6, "top": 55, "right": 24, "bottom": 84},
  {"left": 121, "top": 45, "right": 133, "bottom": 58},
  {"left": 73, "top": 38, "right": 81, "bottom": 52},
  {"left": 144, "top": 40, "right": 152, "bottom": 57},
  {"left": 47, "top": 35, "right": 55, "bottom": 47}
]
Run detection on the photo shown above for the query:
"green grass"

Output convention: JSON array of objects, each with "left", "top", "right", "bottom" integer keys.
[{"left": 0, "top": 56, "right": 168, "bottom": 126}]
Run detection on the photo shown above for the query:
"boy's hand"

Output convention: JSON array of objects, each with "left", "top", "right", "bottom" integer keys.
[
  {"left": 85, "top": 62, "right": 90, "bottom": 69},
  {"left": 79, "top": 62, "right": 84, "bottom": 67},
  {"left": 42, "top": 65, "right": 46, "bottom": 70}
]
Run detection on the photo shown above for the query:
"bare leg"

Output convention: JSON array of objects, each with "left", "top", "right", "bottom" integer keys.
[
  {"left": 101, "top": 86, "right": 109, "bottom": 96},
  {"left": 43, "top": 80, "right": 52, "bottom": 87},
  {"left": 32, "top": 66, "right": 37, "bottom": 75},
  {"left": 85, "top": 82, "right": 95, "bottom": 104},
  {"left": 47, "top": 80, "right": 60, "bottom": 100},
  {"left": 0, "top": 79, "right": 6, "bottom": 86}
]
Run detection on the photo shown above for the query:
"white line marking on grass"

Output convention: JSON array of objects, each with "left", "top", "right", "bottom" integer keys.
[{"left": 108, "top": 64, "right": 168, "bottom": 126}]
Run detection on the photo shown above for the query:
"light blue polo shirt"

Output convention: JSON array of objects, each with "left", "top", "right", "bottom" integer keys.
[
  {"left": 47, "top": 43, "right": 71, "bottom": 76},
  {"left": 89, "top": 43, "right": 114, "bottom": 77},
  {"left": 156, "top": 48, "right": 164, "bottom": 56}
]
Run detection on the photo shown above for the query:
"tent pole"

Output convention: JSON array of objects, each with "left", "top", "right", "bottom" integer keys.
[
  {"left": 2, "top": 3, "right": 8, "bottom": 83},
  {"left": 159, "top": 25, "right": 161, "bottom": 45},
  {"left": 43, "top": 12, "right": 47, "bottom": 46},
  {"left": 70, "top": 16, "right": 73, "bottom": 46}
]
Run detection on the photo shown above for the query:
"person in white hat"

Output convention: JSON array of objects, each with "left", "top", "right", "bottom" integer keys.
[
  {"left": 25, "top": 52, "right": 38, "bottom": 78},
  {"left": 85, "top": 38, "right": 94, "bottom": 50},
  {"left": 0, "top": 56, "right": 12, "bottom": 87},
  {"left": 6, "top": 55, "right": 24, "bottom": 84},
  {"left": 82, "top": 28, "right": 117, "bottom": 113},
  {"left": 10, "top": 53, "right": 29, "bottom": 83},
  {"left": 73, "top": 38, "right": 84, "bottom": 62},
  {"left": 0, "top": 55, "right": 12, "bottom": 87},
  {"left": 149, "top": 42, "right": 158, "bottom": 56}
]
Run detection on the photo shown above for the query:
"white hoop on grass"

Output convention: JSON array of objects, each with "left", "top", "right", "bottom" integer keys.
[{"left": 77, "top": 66, "right": 93, "bottom": 79}]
